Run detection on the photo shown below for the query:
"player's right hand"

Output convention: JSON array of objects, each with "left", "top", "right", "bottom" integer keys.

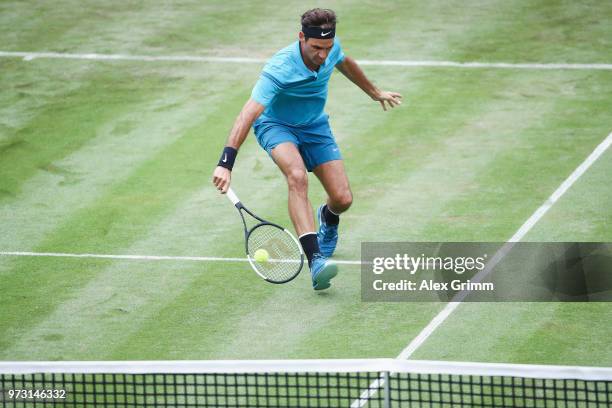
[{"left": 212, "top": 166, "right": 231, "bottom": 194}]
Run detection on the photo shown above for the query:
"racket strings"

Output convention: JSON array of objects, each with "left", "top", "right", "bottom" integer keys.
[{"left": 247, "top": 225, "right": 302, "bottom": 282}]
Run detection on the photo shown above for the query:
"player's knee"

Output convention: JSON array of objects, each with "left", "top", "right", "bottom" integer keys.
[
  {"left": 286, "top": 168, "right": 308, "bottom": 192},
  {"left": 333, "top": 190, "right": 353, "bottom": 212}
]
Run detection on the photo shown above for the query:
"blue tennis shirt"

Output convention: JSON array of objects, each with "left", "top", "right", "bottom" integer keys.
[{"left": 251, "top": 38, "right": 345, "bottom": 127}]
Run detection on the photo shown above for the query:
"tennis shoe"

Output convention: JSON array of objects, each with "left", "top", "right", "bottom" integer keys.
[
  {"left": 317, "top": 204, "right": 339, "bottom": 257},
  {"left": 310, "top": 254, "right": 338, "bottom": 291}
]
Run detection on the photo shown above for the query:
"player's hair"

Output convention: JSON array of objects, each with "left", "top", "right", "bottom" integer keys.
[{"left": 301, "top": 8, "right": 337, "bottom": 39}]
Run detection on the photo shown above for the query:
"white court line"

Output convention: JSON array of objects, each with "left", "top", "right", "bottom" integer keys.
[
  {"left": 0, "top": 251, "right": 363, "bottom": 265},
  {"left": 1, "top": 50, "right": 612, "bottom": 70},
  {"left": 351, "top": 131, "right": 612, "bottom": 407}
]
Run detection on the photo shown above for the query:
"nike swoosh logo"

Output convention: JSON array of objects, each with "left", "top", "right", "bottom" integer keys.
[
  {"left": 222, "top": 153, "right": 228, "bottom": 163},
  {"left": 321, "top": 31, "right": 331, "bottom": 36}
]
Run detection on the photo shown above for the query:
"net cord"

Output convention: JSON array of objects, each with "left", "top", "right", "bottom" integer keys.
[{"left": 1, "top": 359, "right": 611, "bottom": 381}]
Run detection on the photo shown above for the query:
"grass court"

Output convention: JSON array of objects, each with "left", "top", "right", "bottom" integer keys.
[{"left": 1, "top": 0, "right": 611, "bottom": 372}]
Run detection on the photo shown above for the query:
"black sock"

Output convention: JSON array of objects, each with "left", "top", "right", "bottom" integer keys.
[
  {"left": 322, "top": 204, "right": 340, "bottom": 226},
  {"left": 299, "top": 233, "right": 320, "bottom": 267}
]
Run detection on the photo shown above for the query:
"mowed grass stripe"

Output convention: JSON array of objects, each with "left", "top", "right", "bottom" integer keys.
[
  {"left": 339, "top": 0, "right": 611, "bottom": 63},
  {"left": 420, "top": 0, "right": 611, "bottom": 238},
  {"left": 525, "top": 148, "right": 611, "bottom": 240},
  {"left": 352, "top": 0, "right": 609, "bottom": 363},
  {"left": 0, "top": 1, "right": 507, "bottom": 60},
  {"left": 1, "top": 191, "right": 271, "bottom": 359},
  {"left": 0, "top": 62, "right": 241, "bottom": 252},
  {"left": 397, "top": 86, "right": 612, "bottom": 373},
  {"left": 0, "top": 59, "right": 86, "bottom": 134},
  {"left": 410, "top": 302, "right": 612, "bottom": 366},
  {"left": 451, "top": 0, "right": 612, "bottom": 64},
  {"left": 4, "top": 0, "right": 604, "bottom": 64},
  {"left": 0, "top": 111, "right": 309, "bottom": 359},
  {"left": 0, "top": 74, "right": 258, "bottom": 356},
  {"left": 339, "top": 1, "right": 517, "bottom": 62},
  {"left": 0, "top": 61, "right": 177, "bottom": 199},
  {"left": 1, "top": 0, "right": 319, "bottom": 57},
  {"left": 2, "top": 0, "right": 609, "bottom": 67},
  {"left": 405, "top": 143, "right": 612, "bottom": 365},
  {"left": 139, "top": 1, "right": 300, "bottom": 56},
  {"left": 394, "top": 1, "right": 611, "bottom": 366},
  {"left": 0, "top": 1, "right": 255, "bottom": 54},
  {"left": 415, "top": 0, "right": 611, "bottom": 236},
  {"left": 334, "top": 69, "right": 543, "bottom": 248},
  {"left": 403, "top": 93, "right": 612, "bottom": 365},
  {"left": 106, "top": 181, "right": 302, "bottom": 359},
  {"left": 1, "top": 88, "right": 319, "bottom": 360},
  {"left": 411, "top": 151, "right": 612, "bottom": 365},
  {"left": 417, "top": 70, "right": 612, "bottom": 240}
]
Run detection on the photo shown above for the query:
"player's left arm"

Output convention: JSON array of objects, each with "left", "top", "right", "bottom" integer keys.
[{"left": 335, "top": 57, "right": 402, "bottom": 111}]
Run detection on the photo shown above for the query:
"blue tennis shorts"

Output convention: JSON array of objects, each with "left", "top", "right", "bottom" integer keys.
[{"left": 253, "top": 114, "right": 342, "bottom": 172}]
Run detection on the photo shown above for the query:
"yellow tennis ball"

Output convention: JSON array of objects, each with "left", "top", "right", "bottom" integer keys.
[{"left": 254, "top": 248, "right": 269, "bottom": 263}]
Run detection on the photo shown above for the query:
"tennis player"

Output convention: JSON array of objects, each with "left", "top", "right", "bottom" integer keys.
[{"left": 213, "top": 8, "right": 402, "bottom": 290}]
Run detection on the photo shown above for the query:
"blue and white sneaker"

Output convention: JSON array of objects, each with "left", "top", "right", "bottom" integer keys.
[
  {"left": 311, "top": 254, "right": 338, "bottom": 291},
  {"left": 317, "top": 204, "right": 339, "bottom": 258}
]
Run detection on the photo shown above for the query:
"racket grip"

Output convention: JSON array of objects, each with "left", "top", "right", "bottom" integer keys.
[{"left": 226, "top": 188, "right": 241, "bottom": 206}]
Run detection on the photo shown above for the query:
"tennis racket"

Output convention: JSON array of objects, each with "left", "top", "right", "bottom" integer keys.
[{"left": 226, "top": 187, "right": 304, "bottom": 284}]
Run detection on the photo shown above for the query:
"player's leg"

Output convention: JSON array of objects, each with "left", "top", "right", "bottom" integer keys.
[
  {"left": 298, "top": 112, "right": 349, "bottom": 258},
  {"left": 271, "top": 142, "right": 338, "bottom": 290},
  {"left": 270, "top": 142, "right": 315, "bottom": 236},
  {"left": 253, "top": 121, "right": 314, "bottom": 237},
  {"left": 312, "top": 159, "right": 352, "bottom": 258},
  {"left": 312, "top": 159, "right": 353, "bottom": 215}
]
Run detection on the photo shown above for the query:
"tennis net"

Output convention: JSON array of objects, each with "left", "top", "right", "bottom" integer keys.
[{"left": 1, "top": 359, "right": 611, "bottom": 407}]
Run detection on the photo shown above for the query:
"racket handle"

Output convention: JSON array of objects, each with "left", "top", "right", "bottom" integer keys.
[{"left": 226, "top": 187, "right": 241, "bottom": 206}]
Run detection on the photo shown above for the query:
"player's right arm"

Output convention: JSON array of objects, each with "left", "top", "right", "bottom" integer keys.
[{"left": 212, "top": 98, "right": 265, "bottom": 194}]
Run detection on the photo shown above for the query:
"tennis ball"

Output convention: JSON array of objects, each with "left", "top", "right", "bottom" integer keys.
[{"left": 254, "top": 248, "right": 269, "bottom": 263}]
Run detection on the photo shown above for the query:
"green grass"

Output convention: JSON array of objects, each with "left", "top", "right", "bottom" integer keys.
[{"left": 0, "top": 0, "right": 611, "bottom": 373}]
